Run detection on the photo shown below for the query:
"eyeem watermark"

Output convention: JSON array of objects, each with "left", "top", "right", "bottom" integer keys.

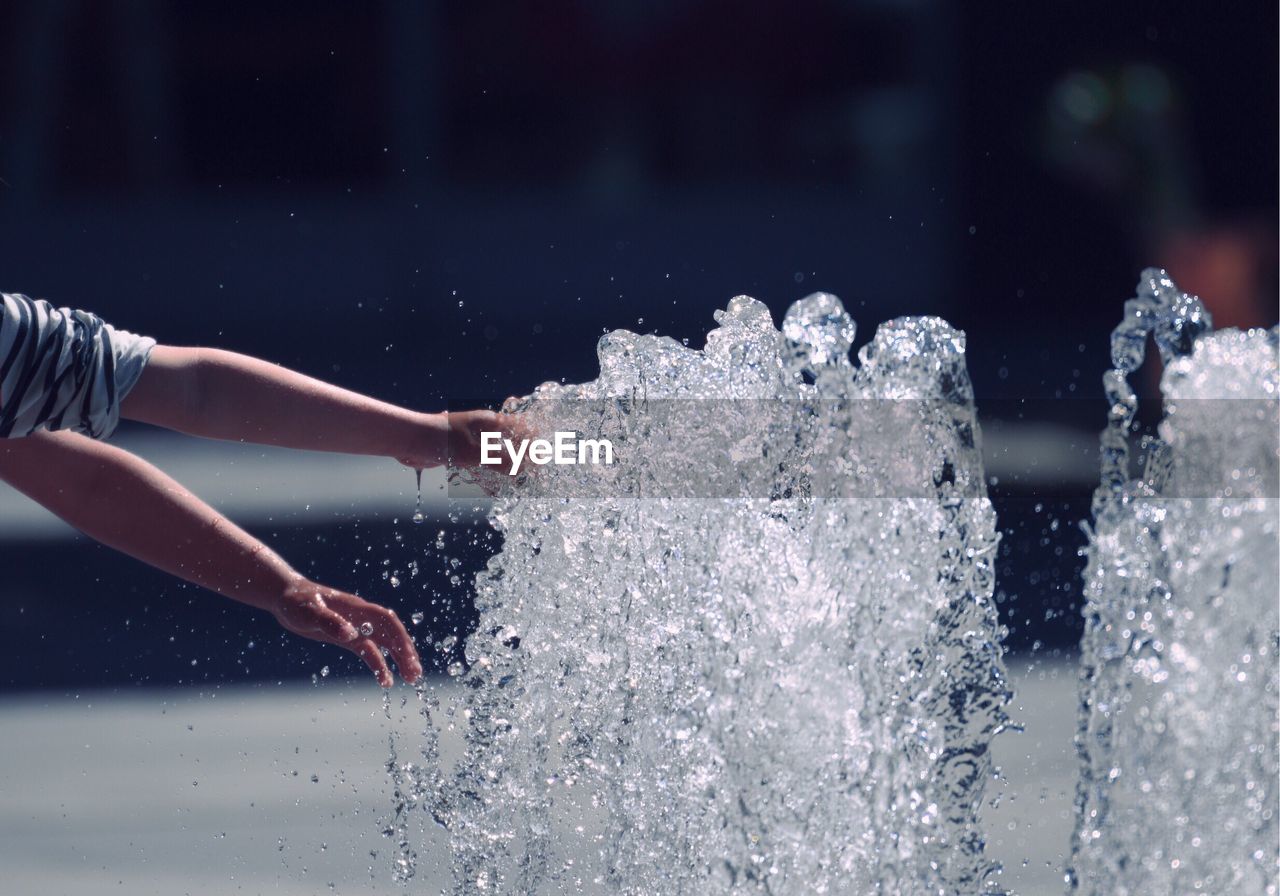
[{"left": 480, "top": 431, "right": 615, "bottom": 476}]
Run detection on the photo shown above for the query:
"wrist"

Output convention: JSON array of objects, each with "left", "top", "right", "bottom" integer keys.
[
  {"left": 396, "top": 411, "right": 449, "bottom": 470},
  {"left": 225, "top": 563, "right": 305, "bottom": 613}
]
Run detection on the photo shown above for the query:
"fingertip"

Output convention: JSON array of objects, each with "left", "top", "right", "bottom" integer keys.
[
  {"left": 354, "top": 638, "right": 394, "bottom": 688},
  {"left": 400, "top": 656, "right": 421, "bottom": 682}
]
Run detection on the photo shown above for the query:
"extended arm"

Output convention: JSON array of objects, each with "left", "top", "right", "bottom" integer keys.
[
  {"left": 0, "top": 430, "right": 422, "bottom": 686},
  {"left": 120, "top": 346, "right": 508, "bottom": 469}
]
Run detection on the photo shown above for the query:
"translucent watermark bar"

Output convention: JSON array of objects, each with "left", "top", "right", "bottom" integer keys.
[{"left": 445, "top": 398, "right": 1278, "bottom": 500}]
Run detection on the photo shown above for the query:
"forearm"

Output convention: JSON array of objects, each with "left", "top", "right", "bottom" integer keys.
[
  {"left": 122, "top": 346, "right": 443, "bottom": 462},
  {"left": 0, "top": 431, "right": 297, "bottom": 609}
]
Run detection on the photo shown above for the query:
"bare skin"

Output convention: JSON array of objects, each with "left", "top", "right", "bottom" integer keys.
[
  {"left": 121, "top": 346, "right": 508, "bottom": 470},
  {"left": 0, "top": 344, "right": 521, "bottom": 686}
]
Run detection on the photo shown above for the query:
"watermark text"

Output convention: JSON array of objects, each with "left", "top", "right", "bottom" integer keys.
[{"left": 480, "top": 431, "right": 615, "bottom": 476}]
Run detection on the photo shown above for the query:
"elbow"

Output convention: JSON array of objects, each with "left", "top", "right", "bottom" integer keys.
[
  {"left": 182, "top": 348, "right": 214, "bottom": 426},
  {"left": 123, "top": 344, "right": 211, "bottom": 432},
  {"left": 158, "top": 345, "right": 216, "bottom": 431}
]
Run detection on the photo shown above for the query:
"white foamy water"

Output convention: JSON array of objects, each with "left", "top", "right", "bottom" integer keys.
[
  {"left": 1071, "top": 269, "right": 1280, "bottom": 894},
  {"left": 389, "top": 294, "right": 1011, "bottom": 894}
]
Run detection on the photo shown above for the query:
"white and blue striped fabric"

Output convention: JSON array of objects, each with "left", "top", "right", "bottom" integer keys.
[{"left": 0, "top": 292, "right": 155, "bottom": 440}]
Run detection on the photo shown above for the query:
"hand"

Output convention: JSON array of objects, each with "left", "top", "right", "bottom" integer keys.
[{"left": 271, "top": 579, "right": 423, "bottom": 687}]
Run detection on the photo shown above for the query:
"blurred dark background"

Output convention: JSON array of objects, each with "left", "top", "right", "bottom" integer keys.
[{"left": 0, "top": 0, "right": 1275, "bottom": 690}]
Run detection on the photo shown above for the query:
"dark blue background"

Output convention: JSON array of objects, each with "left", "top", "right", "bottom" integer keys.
[{"left": 0, "top": 1, "right": 1275, "bottom": 689}]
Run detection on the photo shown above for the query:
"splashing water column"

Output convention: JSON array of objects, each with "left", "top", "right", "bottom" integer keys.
[
  {"left": 401, "top": 293, "right": 1011, "bottom": 895},
  {"left": 1071, "top": 269, "right": 1279, "bottom": 895}
]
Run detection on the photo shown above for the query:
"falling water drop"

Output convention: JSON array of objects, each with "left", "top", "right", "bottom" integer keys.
[{"left": 411, "top": 468, "right": 425, "bottom": 524}]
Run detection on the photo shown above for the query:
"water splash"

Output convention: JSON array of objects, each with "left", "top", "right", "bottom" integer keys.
[
  {"left": 1094, "top": 267, "right": 1214, "bottom": 519},
  {"left": 1071, "top": 269, "right": 1279, "bottom": 894},
  {"left": 383, "top": 685, "right": 452, "bottom": 885},
  {"left": 400, "top": 294, "right": 1010, "bottom": 894}
]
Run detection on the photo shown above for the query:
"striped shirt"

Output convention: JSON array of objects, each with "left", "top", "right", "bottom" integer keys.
[{"left": 0, "top": 292, "right": 155, "bottom": 440}]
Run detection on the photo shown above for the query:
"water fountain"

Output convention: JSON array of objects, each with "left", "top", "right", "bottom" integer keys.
[
  {"left": 388, "top": 294, "right": 1012, "bottom": 894},
  {"left": 1071, "top": 269, "right": 1279, "bottom": 894}
]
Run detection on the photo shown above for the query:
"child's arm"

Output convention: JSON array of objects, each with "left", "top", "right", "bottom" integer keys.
[
  {"left": 0, "top": 429, "right": 422, "bottom": 687},
  {"left": 120, "top": 346, "right": 507, "bottom": 470}
]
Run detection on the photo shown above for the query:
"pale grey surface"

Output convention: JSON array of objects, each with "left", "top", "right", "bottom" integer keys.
[
  {"left": 0, "top": 660, "right": 1078, "bottom": 895},
  {"left": 987, "top": 657, "right": 1079, "bottom": 896}
]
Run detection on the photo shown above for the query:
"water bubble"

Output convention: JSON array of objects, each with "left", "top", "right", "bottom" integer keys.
[
  {"left": 320, "top": 665, "right": 329, "bottom": 678},
  {"left": 411, "top": 611, "right": 424, "bottom": 626},
  {"left": 359, "top": 622, "right": 374, "bottom": 637}
]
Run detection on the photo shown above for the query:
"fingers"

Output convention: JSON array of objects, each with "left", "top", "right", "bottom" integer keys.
[
  {"left": 312, "top": 606, "right": 361, "bottom": 644},
  {"left": 357, "top": 606, "right": 424, "bottom": 685},
  {"left": 493, "top": 407, "right": 537, "bottom": 442},
  {"left": 352, "top": 638, "right": 394, "bottom": 688},
  {"left": 446, "top": 408, "right": 535, "bottom": 472},
  {"left": 327, "top": 598, "right": 422, "bottom": 686},
  {"left": 276, "top": 582, "right": 423, "bottom": 687}
]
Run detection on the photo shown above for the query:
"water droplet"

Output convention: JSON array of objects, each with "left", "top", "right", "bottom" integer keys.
[
  {"left": 411, "top": 468, "right": 425, "bottom": 524},
  {"left": 359, "top": 622, "right": 374, "bottom": 637}
]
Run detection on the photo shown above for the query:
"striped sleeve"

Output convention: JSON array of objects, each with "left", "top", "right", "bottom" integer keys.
[{"left": 0, "top": 292, "right": 156, "bottom": 440}]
